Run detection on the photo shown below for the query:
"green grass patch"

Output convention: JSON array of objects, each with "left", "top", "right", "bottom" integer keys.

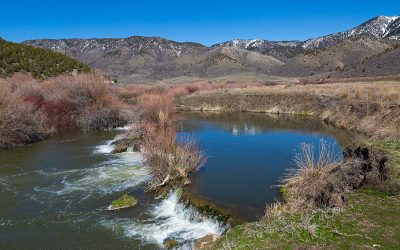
[
  {"left": 213, "top": 189, "right": 400, "bottom": 249},
  {"left": 111, "top": 194, "right": 137, "bottom": 208},
  {"left": 368, "top": 140, "right": 400, "bottom": 181}
]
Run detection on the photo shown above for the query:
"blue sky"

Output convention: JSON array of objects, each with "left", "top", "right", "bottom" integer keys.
[{"left": 1, "top": 0, "right": 399, "bottom": 45}]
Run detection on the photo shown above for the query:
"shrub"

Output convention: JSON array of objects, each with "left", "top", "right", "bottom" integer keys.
[
  {"left": 139, "top": 93, "right": 175, "bottom": 127},
  {"left": 0, "top": 72, "right": 130, "bottom": 148},
  {"left": 0, "top": 82, "right": 51, "bottom": 148},
  {"left": 138, "top": 89, "right": 206, "bottom": 190}
]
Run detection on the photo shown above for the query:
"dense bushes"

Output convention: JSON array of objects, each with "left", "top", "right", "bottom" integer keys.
[
  {"left": 0, "top": 38, "right": 90, "bottom": 79},
  {"left": 0, "top": 72, "right": 128, "bottom": 148},
  {"left": 0, "top": 83, "right": 50, "bottom": 148}
]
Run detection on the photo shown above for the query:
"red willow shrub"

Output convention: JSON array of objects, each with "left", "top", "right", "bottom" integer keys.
[
  {"left": 0, "top": 72, "right": 130, "bottom": 148},
  {"left": 0, "top": 82, "right": 51, "bottom": 148}
]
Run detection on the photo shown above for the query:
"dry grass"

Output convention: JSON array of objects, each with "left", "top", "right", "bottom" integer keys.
[
  {"left": 275, "top": 140, "right": 394, "bottom": 216},
  {"left": 119, "top": 81, "right": 268, "bottom": 103},
  {"left": 282, "top": 141, "right": 344, "bottom": 212}
]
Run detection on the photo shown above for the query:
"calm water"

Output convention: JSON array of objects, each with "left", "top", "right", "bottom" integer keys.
[
  {"left": 178, "top": 112, "right": 352, "bottom": 221},
  {"left": 0, "top": 113, "right": 352, "bottom": 249}
]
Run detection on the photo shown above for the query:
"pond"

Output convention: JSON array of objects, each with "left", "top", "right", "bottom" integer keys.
[{"left": 0, "top": 112, "right": 353, "bottom": 249}]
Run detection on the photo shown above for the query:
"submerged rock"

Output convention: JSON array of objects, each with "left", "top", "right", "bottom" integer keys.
[
  {"left": 193, "top": 233, "right": 220, "bottom": 250},
  {"left": 107, "top": 194, "right": 137, "bottom": 211},
  {"left": 111, "top": 138, "right": 140, "bottom": 154},
  {"left": 163, "top": 239, "right": 178, "bottom": 249},
  {"left": 111, "top": 143, "right": 129, "bottom": 154}
]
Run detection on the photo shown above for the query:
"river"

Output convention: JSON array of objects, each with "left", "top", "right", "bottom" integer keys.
[{"left": 0, "top": 112, "right": 352, "bottom": 249}]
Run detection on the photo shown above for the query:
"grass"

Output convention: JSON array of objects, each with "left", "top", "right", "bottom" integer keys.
[
  {"left": 110, "top": 194, "right": 137, "bottom": 209},
  {"left": 368, "top": 140, "right": 400, "bottom": 181},
  {"left": 213, "top": 189, "right": 400, "bottom": 249}
]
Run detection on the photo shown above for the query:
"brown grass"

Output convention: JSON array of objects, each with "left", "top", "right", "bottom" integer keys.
[
  {"left": 282, "top": 141, "right": 343, "bottom": 212},
  {"left": 118, "top": 81, "right": 269, "bottom": 104},
  {"left": 276, "top": 141, "right": 393, "bottom": 216}
]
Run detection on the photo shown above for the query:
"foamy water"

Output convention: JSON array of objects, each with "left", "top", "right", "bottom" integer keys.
[
  {"left": 93, "top": 139, "right": 116, "bottom": 154},
  {"left": 102, "top": 191, "right": 225, "bottom": 248}
]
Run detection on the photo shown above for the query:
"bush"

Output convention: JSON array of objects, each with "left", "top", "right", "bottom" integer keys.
[
  {"left": 0, "top": 82, "right": 51, "bottom": 148},
  {"left": 138, "top": 90, "right": 206, "bottom": 190},
  {"left": 0, "top": 72, "right": 130, "bottom": 148}
]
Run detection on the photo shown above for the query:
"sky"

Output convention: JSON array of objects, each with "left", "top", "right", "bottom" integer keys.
[{"left": 1, "top": 0, "right": 399, "bottom": 46}]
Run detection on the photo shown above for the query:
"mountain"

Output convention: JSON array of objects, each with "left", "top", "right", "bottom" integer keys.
[
  {"left": 302, "top": 16, "right": 400, "bottom": 49},
  {"left": 23, "top": 36, "right": 207, "bottom": 81},
  {"left": 213, "top": 39, "right": 304, "bottom": 62},
  {"left": 22, "top": 15, "right": 400, "bottom": 82},
  {"left": 23, "top": 36, "right": 283, "bottom": 82},
  {"left": 0, "top": 38, "right": 90, "bottom": 79},
  {"left": 273, "top": 35, "right": 398, "bottom": 77},
  {"left": 216, "top": 16, "right": 400, "bottom": 51}
]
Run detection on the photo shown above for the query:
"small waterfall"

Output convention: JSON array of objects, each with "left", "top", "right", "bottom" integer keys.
[{"left": 102, "top": 191, "right": 226, "bottom": 248}]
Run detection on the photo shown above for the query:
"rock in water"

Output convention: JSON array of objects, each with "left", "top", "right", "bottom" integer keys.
[{"left": 163, "top": 239, "right": 178, "bottom": 249}]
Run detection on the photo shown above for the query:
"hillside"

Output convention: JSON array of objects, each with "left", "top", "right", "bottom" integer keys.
[{"left": 0, "top": 38, "right": 90, "bottom": 79}]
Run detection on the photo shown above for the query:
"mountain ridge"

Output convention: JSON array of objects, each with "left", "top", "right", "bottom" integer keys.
[{"left": 21, "top": 15, "right": 400, "bottom": 82}]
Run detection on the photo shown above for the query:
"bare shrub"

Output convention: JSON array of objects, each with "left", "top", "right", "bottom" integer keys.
[
  {"left": 139, "top": 93, "right": 175, "bottom": 127},
  {"left": 0, "top": 84, "right": 51, "bottom": 148},
  {"left": 0, "top": 72, "right": 130, "bottom": 148},
  {"left": 138, "top": 88, "right": 206, "bottom": 189},
  {"left": 141, "top": 123, "right": 206, "bottom": 189}
]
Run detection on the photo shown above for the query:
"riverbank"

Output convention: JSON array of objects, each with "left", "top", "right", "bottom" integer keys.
[
  {"left": 212, "top": 140, "right": 400, "bottom": 249},
  {"left": 177, "top": 81, "right": 400, "bottom": 249},
  {"left": 178, "top": 81, "right": 400, "bottom": 140}
]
